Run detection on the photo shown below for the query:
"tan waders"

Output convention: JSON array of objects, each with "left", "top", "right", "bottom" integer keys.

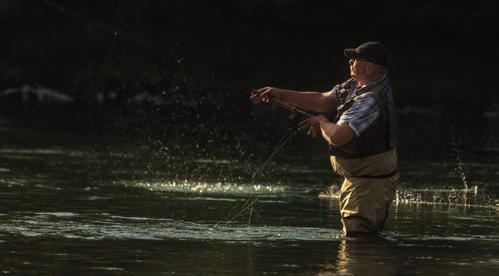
[{"left": 331, "top": 149, "right": 398, "bottom": 236}]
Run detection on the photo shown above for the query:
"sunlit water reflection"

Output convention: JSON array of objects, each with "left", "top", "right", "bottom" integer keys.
[{"left": 0, "top": 212, "right": 340, "bottom": 241}]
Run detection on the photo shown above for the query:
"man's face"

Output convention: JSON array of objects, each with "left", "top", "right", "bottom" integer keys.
[{"left": 349, "top": 58, "right": 369, "bottom": 80}]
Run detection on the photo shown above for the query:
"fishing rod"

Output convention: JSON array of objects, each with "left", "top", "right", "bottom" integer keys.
[
  {"left": 42, "top": 0, "right": 312, "bottom": 122},
  {"left": 42, "top": 0, "right": 315, "bottom": 120},
  {"left": 41, "top": 0, "right": 317, "bottom": 118},
  {"left": 270, "top": 98, "right": 313, "bottom": 118},
  {"left": 40, "top": 0, "right": 254, "bottom": 92}
]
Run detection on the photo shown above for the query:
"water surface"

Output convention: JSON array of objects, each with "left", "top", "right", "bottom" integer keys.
[{"left": 0, "top": 113, "right": 498, "bottom": 275}]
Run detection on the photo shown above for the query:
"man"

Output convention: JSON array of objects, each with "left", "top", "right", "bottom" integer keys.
[{"left": 250, "top": 42, "right": 398, "bottom": 236}]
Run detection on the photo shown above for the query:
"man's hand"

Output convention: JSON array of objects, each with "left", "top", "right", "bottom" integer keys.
[
  {"left": 250, "top": 87, "right": 279, "bottom": 103},
  {"left": 298, "top": 115, "right": 328, "bottom": 137},
  {"left": 299, "top": 114, "right": 356, "bottom": 146}
]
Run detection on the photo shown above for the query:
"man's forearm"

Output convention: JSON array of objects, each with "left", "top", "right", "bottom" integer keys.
[{"left": 320, "top": 121, "right": 356, "bottom": 146}]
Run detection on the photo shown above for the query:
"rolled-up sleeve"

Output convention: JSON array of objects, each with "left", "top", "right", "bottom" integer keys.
[{"left": 337, "top": 96, "right": 379, "bottom": 136}]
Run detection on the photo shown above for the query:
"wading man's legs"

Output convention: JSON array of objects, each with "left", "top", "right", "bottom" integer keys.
[{"left": 339, "top": 176, "right": 397, "bottom": 236}]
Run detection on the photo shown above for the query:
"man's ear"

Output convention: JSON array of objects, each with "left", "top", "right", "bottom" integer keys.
[{"left": 366, "top": 63, "right": 374, "bottom": 74}]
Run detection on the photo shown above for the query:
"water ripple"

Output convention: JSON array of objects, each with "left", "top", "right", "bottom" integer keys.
[{"left": 0, "top": 213, "right": 340, "bottom": 242}]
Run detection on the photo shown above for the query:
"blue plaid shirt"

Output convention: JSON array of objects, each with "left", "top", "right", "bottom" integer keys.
[{"left": 331, "top": 79, "right": 381, "bottom": 136}]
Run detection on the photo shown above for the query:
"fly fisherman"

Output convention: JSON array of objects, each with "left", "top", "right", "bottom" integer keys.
[{"left": 250, "top": 42, "right": 398, "bottom": 237}]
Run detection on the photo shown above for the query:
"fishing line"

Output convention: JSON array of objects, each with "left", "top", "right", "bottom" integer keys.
[
  {"left": 40, "top": 0, "right": 254, "bottom": 92},
  {"left": 251, "top": 127, "right": 299, "bottom": 181},
  {"left": 230, "top": 128, "right": 298, "bottom": 224},
  {"left": 40, "top": 0, "right": 247, "bottom": 132},
  {"left": 41, "top": 0, "right": 315, "bottom": 227},
  {"left": 177, "top": 59, "right": 202, "bottom": 122},
  {"left": 218, "top": 111, "right": 305, "bottom": 227}
]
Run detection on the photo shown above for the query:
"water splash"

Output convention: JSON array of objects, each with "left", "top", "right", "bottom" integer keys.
[
  {"left": 431, "top": 107, "right": 472, "bottom": 191},
  {"left": 395, "top": 185, "right": 495, "bottom": 208},
  {"left": 449, "top": 125, "right": 469, "bottom": 190},
  {"left": 123, "top": 180, "right": 286, "bottom": 195}
]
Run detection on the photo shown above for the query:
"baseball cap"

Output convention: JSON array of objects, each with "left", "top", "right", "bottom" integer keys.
[{"left": 344, "top": 41, "right": 390, "bottom": 67}]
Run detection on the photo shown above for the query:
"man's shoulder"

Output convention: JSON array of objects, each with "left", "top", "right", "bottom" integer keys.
[
  {"left": 332, "top": 78, "right": 356, "bottom": 91},
  {"left": 341, "top": 78, "right": 357, "bottom": 89},
  {"left": 331, "top": 78, "right": 357, "bottom": 102}
]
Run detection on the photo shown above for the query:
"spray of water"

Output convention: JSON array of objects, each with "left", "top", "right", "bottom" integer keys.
[
  {"left": 449, "top": 125, "right": 469, "bottom": 190},
  {"left": 433, "top": 106, "right": 470, "bottom": 191}
]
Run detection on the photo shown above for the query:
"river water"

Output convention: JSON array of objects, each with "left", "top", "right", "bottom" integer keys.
[{"left": 0, "top": 110, "right": 498, "bottom": 275}]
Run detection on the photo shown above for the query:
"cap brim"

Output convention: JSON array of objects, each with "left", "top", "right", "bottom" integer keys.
[{"left": 344, "top": 48, "right": 359, "bottom": 58}]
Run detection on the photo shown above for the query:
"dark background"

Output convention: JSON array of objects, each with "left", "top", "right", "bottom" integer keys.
[{"left": 1, "top": 0, "right": 498, "bottom": 123}]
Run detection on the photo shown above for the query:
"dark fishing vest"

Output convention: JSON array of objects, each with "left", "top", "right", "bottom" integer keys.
[{"left": 329, "top": 76, "right": 397, "bottom": 158}]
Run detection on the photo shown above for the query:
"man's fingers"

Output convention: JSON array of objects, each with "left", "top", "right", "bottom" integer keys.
[
  {"left": 249, "top": 87, "right": 273, "bottom": 101},
  {"left": 298, "top": 117, "right": 314, "bottom": 128},
  {"left": 254, "top": 87, "right": 271, "bottom": 94},
  {"left": 306, "top": 126, "right": 317, "bottom": 137}
]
